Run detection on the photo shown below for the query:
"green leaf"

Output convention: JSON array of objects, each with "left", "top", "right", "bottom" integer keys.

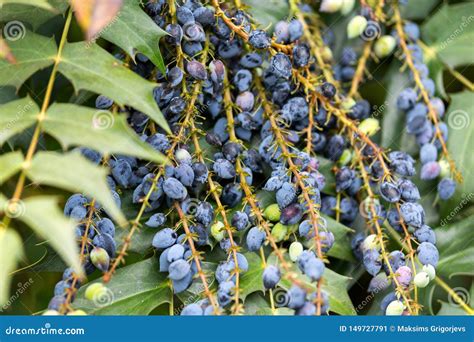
[
  {"left": 380, "top": 63, "right": 413, "bottom": 151},
  {"left": 243, "top": 0, "right": 288, "bottom": 29},
  {"left": 0, "top": 32, "right": 56, "bottom": 89},
  {"left": 0, "top": 97, "right": 39, "bottom": 145},
  {"left": 101, "top": 0, "right": 166, "bottom": 73},
  {"left": 400, "top": 0, "right": 439, "bottom": 20},
  {"left": 0, "top": 0, "right": 67, "bottom": 29},
  {"left": 268, "top": 253, "right": 356, "bottom": 315},
  {"left": 58, "top": 42, "right": 170, "bottom": 133},
  {"left": 26, "top": 151, "right": 126, "bottom": 226},
  {"left": 421, "top": 3, "right": 474, "bottom": 96},
  {"left": 74, "top": 258, "right": 171, "bottom": 315},
  {"left": 321, "top": 215, "right": 354, "bottom": 261},
  {"left": 0, "top": 0, "right": 55, "bottom": 11},
  {"left": 43, "top": 103, "right": 166, "bottom": 164},
  {"left": 439, "top": 91, "right": 474, "bottom": 217},
  {"left": 0, "top": 228, "right": 24, "bottom": 305},
  {"left": 240, "top": 252, "right": 265, "bottom": 300},
  {"left": 0, "top": 151, "right": 23, "bottom": 184},
  {"left": 435, "top": 216, "right": 474, "bottom": 278},
  {"left": 17, "top": 196, "right": 82, "bottom": 275}
]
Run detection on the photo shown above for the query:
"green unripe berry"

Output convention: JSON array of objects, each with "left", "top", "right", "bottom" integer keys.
[
  {"left": 439, "top": 160, "right": 450, "bottom": 178},
  {"left": 211, "top": 221, "right": 225, "bottom": 241},
  {"left": 340, "top": 0, "right": 355, "bottom": 15},
  {"left": 321, "top": 46, "right": 333, "bottom": 62},
  {"left": 42, "top": 309, "right": 59, "bottom": 315},
  {"left": 413, "top": 271, "right": 430, "bottom": 288},
  {"left": 341, "top": 97, "right": 356, "bottom": 110},
  {"left": 271, "top": 223, "right": 288, "bottom": 242},
  {"left": 319, "top": 0, "right": 343, "bottom": 13},
  {"left": 358, "top": 118, "right": 380, "bottom": 137},
  {"left": 385, "top": 300, "right": 405, "bottom": 315},
  {"left": 90, "top": 247, "right": 110, "bottom": 272},
  {"left": 289, "top": 241, "right": 303, "bottom": 262},
  {"left": 374, "top": 35, "right": 396, "bottom": 58},
  {"left": 264, "top": 203, "right": 281, "bottom": 222},
  {"left": 362, "top": 234, "right": 378, "bottom": 251},
  {"left": 67, "top": 309, "right": 87, "bottom": 316},
  {"left": 347, "top": 15, "right": 368, "bottom": 39},
  {"left": 85, "top": 282, "right": 105, "bottom": 301},
  {"left": 338, "top": 149, "right": 352, "bottom": 166},
  {"left": 422, "top": 264, "right": 436, "bottom": 280}
]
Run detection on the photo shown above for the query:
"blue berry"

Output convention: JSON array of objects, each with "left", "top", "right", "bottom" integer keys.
[
  {"left": 280, "top": 203, "right": 304, "bottom": 225},
  {"left": 417, "top": 242, "right": 439, "bottom": 267},
  {"left": 437, "top": 178, "right": 456, "bottom": 200},
  {"left": 276, "top": 182, "right": 296, "bottom": 209},
  {"left": 152, "top": 228, "right": 178, "bottom": 249},
  {"left": 400, "top": 202, "right": 425, "bottom": 228},
  {"left": 303, "top": 257, "right": 325, "bottom": 281},
  {"left": 287, "top": 285, "right": 306, "bottom": 309},
  {"left": 397, "top": 88, "right": 417, "bottom": 111},
  {"left": 249, "top": 30, "right": 270, "bottom": 49},
  {"left": 363, "top": 249, "right": 382, "bottom": 276},
  {"left": 420, "top": 161, "right": 441, "bottom": 180},
  {"left": 246, "top": 227, "right": 266, "bottom": 251},
  {"left": 145, "top": 213, "right": 166, "bottom": 228},
  {"left": 414, "top": 225, "right": 436, "bottom": 244},
  {"left": 232, "top": 211, "right": 249, "bottom": 231},
  {"left": 398, "top": 178, "right": 420, "bottom": 202},
  {"left": 262, "top": 265, "right": 281, "bottom": 289},
  {"left": 97, "top": 218, "right": 115, "bottom": 237},
  {"left": 270, "top": 53, "right": 292, "bottom": 79},
  {"left": 181, "top": 303, "right": 203, "bottom": 315},
  {"left": 240, "top": 53, "right": 262, "bottom": 68},
  {"left": 379, "top": 181, "right": 401, "bottom": 203},
  {"left": 213, "top": 158, "right": 236, "bottom": 179},
  {"left": 217, "top": 281, "right": 234, "bottom": 307},
  {"left": 168, "top": 259, "right": 191, "bottom": 280},
  {"left": 321, "top": 82, "right": 336, "bottom": 99},
  {"left": 163, "top": 177, "right": 188, "bottom": 200}
]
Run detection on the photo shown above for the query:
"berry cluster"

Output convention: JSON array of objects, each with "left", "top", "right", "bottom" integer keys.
[{"left": 44, "top": 0, "right": 462, "bottom": 316}]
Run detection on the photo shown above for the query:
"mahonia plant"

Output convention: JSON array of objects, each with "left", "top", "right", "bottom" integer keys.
[{"left": 0, "top": 0, "right": 473, "bottom": 317}]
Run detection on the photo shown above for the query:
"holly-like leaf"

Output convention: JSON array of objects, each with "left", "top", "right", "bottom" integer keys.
[
  {"left": 0, "top": 151, "right": 23, "bottom": 184},
  {"left": 240, "top": 252, "right": 265, "bottom": 300},
  {"left": 17, "top": 196, "right": 82, "bottom": 275},
  {"left": 0, "top": 97, "right": 38, "bottom": 145},
  {"left": 0, "top": 228, "right": 24, "bottom": 305},
  {"left": 439, "top": 91, "right": 474, "bottom": 217},
  {"left": 0, "top": 0, "right": 55, "bottom": 11},
  {"left": 71, "top": 0, "right": 123, "bottom": 41},
  {"left": 26, "top": 151, "right": 126, "bottom": 226},
  {"left": 101, "top": 0, "right": 166, "bottom": 73},
  {"left": 43, "top": 103, "right": 167, "bottom": 164},
  {"left": 243, "top": 0, "right": 288, "bottom": 29},
  {"left": 58, "top": 42, "right": 169, "bottom": 133},
  {"left": 0, "top": 0, "right": 67, "bottom": 29},
  {"left": 74, "top": 258, "right": 171, "bottom": 314},
  {"left": 421, "top": 3, "right": 474, "bottom": 97},
  {"left": 435, "top": 216, "right": 474, "bottom": 278},
  {"left": 0, "top": 32, "right": 56, "bottom": 89}
]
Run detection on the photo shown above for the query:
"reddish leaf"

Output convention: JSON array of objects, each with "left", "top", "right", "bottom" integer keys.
[
  {"left": 0, "top": 38, "right": 16, "bottom": 64},
  {"left": 71, "top": 0, "right": 123, "bottom": 41}
]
